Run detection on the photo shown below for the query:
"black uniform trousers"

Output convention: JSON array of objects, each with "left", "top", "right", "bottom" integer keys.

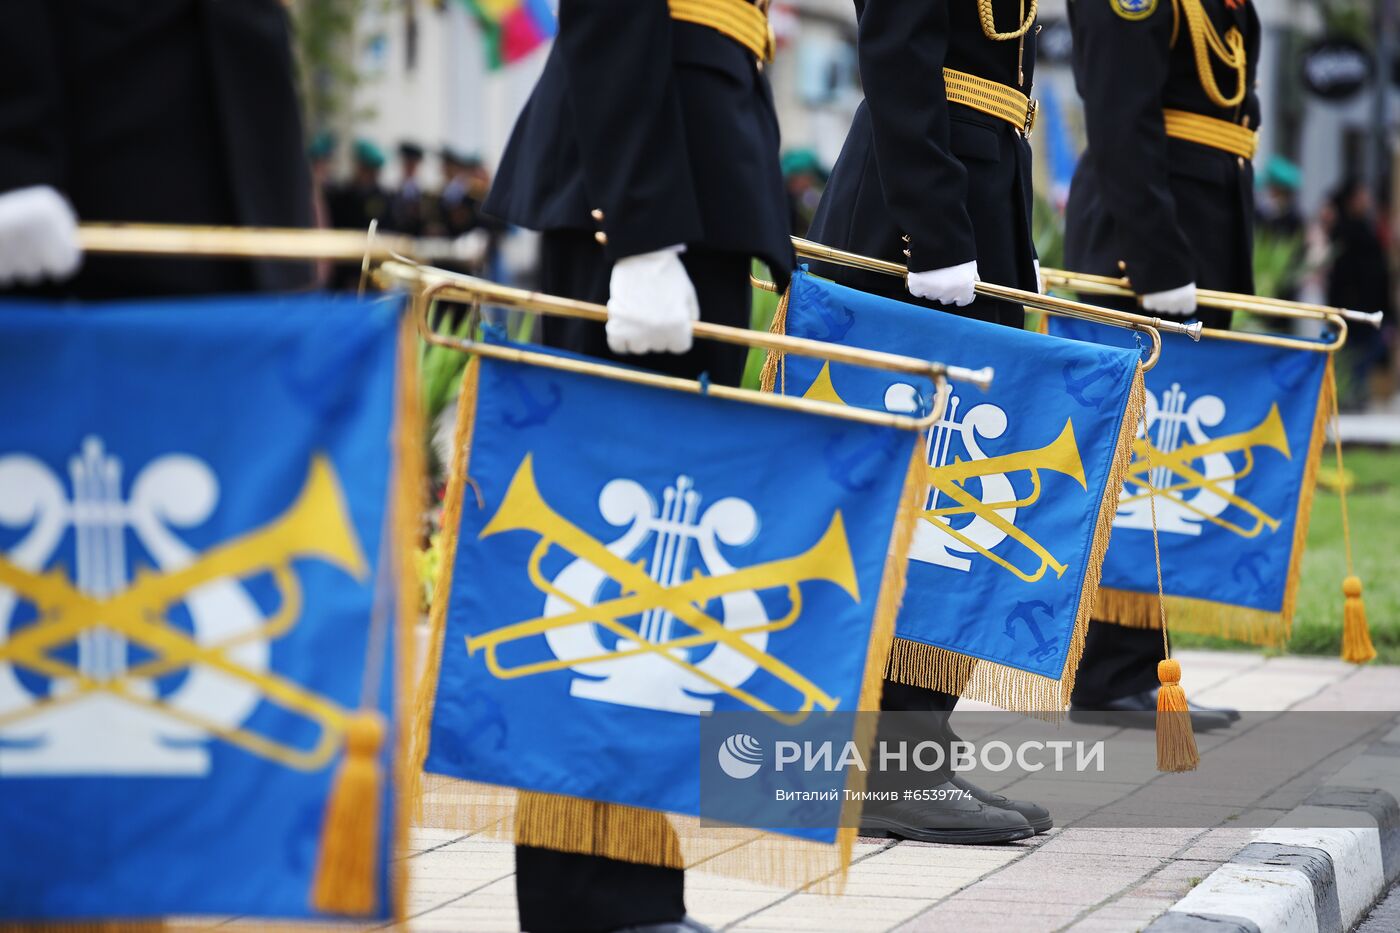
[{"left": 514, "top": 229, "right": 751, "bottom": 933}]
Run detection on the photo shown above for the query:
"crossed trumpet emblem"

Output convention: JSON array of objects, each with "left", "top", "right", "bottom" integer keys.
[
  {"left": 1118, "top": 388, "right": 1291, "bottom": 538},
  {"left": 806, "top": 365, "right": 1088, "bottom": 583},
  {"left": 0, "top": 457, "right": 368, "bottom": 772},
  {"left": 466, "top": 455, "right": 858, "bottom": 721}
]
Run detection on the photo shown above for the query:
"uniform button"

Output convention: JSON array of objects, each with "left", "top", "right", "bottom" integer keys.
[
  {"left": 1117, "top": 260, "right": 1128, "bottom": 273},
  {"left": 594, "top": 231, "right": 608, "bottom": 245},
  {"left": 1238, "top": 157, "right": 1246, "bottom": 169},
  {"left": 590, "top": 208, "right": 604, "bottom": 222}
]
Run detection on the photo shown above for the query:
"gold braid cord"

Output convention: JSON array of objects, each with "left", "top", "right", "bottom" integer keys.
[
  {"left": 977, "top": 0, "right": 1037, "bottom": 41},
  {"left": 1173, "top": 0, "right": 1247, "bottom": 109}
]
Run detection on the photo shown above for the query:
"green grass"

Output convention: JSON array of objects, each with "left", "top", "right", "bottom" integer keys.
[{"left": 1175, "top": 447, "right": 1400, "bottom": 662}]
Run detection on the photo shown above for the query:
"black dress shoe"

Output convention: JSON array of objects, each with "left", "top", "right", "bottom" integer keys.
[
  {"left": 1069, "top": 688, "right": 1236, "bottom": 732},
  {"left": 859, "top": 781, "right": 1035, "bottom": 844},
  {"left": 949, "top": 774, "right": 1052, "bottom": 834}
]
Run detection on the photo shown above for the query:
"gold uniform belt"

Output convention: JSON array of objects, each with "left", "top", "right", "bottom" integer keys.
[
  {"left": 668, "top": 0, "right": 774, "bottom": 63},
  {"left": 1163, "top": 109, "right": 1258, "bottom": 159},
  {"left": 943, "top": 68, "right": 1038, "bottom": 137}
]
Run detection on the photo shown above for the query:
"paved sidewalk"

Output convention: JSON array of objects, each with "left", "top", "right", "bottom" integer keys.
[{"left": 387, "top": 650, "right": 1399, "bottom": 933}]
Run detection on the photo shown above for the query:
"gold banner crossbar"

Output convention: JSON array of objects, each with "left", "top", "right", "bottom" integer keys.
[
  {"left": 1039, "top": 267, "right": 1359, "bottom": 353},
  {"left": 72, "top": 223, "right": 995, "bottom": 433},
  {"left": 752, "top": 237, "right": 1200, "bottom": 372}
]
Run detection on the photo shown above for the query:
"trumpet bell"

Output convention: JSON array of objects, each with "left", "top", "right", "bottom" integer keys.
[{"left": 279, "top": 456, "right": 370, "bottom": 582}]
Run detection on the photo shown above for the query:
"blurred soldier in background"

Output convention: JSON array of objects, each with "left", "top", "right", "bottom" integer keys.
[
  {"left": 388, "top": 141, "right": 429, "bottom": 236},
  {"left": 0, "top": 0, "right": 313, "bottom": 296}
]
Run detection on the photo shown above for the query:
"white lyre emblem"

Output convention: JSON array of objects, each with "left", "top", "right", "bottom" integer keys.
[
  {"left": 542, "top": 474, "right": 770, "bottom": 715},
  {"left": 887, "top": 385, "right": 1021, "bottom": 572},
  {"left": 1115, "top": 383, "right": 1290, "bottom": 538},
  {"left": 0, "top": 437, "right": 266, "bottom": 776}
]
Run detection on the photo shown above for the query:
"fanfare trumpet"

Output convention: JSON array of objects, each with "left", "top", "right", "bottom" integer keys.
[
  {"left": 926, "top": 419, "right": 1088, "bottom": 583},
  {"left": 1124, "top": 404, "right": 1292, "bottom": 538},
  {"left": 751, "top": 237, "right": 1203, "bottom": 371},
  {"left": 72, "top": 222, "right": 999, "bottom": 430},
  {"left": 466, "top": 455, "right": 857, "bottom": 721},
  {"left": 0, "top": 457, "right": 369, "bottom": 771},
  {"left": 1037, "top": 267, "right": 1362, "bottom": 353}
]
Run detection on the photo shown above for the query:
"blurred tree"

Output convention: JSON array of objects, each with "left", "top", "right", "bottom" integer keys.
[
  {"left": 289, "top": 0, "right": 380, "bottom": 134},
  {"left": 1314, "top": 0, "right": 1371, "bottom": 44}
]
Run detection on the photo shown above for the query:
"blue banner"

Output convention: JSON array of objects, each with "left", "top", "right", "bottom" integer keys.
[
  {"left": 774, "top": 271, "right": 1142, "bottom": 710},
  {"left": 425, "top": 353, "right": 918, "bottom": 843},
  {"left": 0, "top": 294, "right": 406, "bottom": 922},
  {"left": 1049, "top": 318, "right": 1329, "bottom": 641}
]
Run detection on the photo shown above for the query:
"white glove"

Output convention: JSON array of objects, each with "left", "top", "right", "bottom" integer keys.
[
  {"left": 1141, "top": 282, "right": 1197, "bottom": 315},
  {"left": 606, "top": 246, "right": 698, "bottom": 356},
  {"left": 907, "top": 259, "right": 978, "bottom": 307},
  {"left": 0, "top": 186, "right": 81, "bottom": 286}
]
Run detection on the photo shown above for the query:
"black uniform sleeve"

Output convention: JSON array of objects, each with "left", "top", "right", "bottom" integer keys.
[
  {"left": 557, "top": 0, "right": 704, "bottom": 260},
  {"left": 858, "top": 0, "right": 976, "bottom": 273},
  {"left": 1071, "top": 0, "right": 1194, "bottom": 294},
  {"left": 0, "top": 3, "right": 65, "bottom": 194}
]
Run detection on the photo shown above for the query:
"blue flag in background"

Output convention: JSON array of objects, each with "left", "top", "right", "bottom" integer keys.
[
  {"left": 0, "top": 294, "right": 407, "bottom": 923},
  {"left": 1049, "top": 318, "right": 1331, "bottom": 644},
  {"left": 424, "top": 352, "right": 920, "bottom": 846},
  {"left": 772, "top": 271, "right": 1143, "bottom": 712}
]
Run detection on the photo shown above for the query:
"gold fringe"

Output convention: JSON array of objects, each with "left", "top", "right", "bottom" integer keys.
[
  {"left": 832, "top": 437, "right": 924, "bottom": 880},
  {"left": 757, "top": 287, "right": 790, "bottom": 394},
  {"left": 515, "top": 792, "right": 684, "bottom": 869},
  {"left": 1281, "top": 356, "right": 1332, "bottom": 627},
  {"left": 1093, "top": 588, "right": 1288, "bottom": 646},
  {"left": 387, "top": 313, "right": 425, "bottom": 926},
  {"left": 407, "top": 358, "right": 480, "bottom": 820},
  {"left": 1096, "top": 359, "right": 1332, "bottom": 647},
  {"left": 884, "top": 365, "right": 1146, "bottom": 716}
]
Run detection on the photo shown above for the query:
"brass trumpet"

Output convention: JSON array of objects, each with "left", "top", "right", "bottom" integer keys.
[
  {"left": 72, "top": 221, "right": 1000, "bottom": 434},
  {"left": 752, "top": 237, "right": 1204, "bottom": 372},
  {"left": 1038, "top": 267, "right": 1357, "bottom": 353}
]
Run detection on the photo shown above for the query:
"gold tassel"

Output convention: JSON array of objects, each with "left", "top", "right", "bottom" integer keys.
[
  {"left": 1325, "top": 362, "right": 1374, "bottom": 665},
  {"left": 311, "top": 711, "right": 387, "bottom": 916},
  {"left": 1341, "top": 575, "right": 1377, "bottom": 664},
  {"left": 1155, "top": 659, "right": 1199, "bottom": 772}
]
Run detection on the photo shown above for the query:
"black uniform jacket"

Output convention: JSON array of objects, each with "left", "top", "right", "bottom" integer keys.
[
  {"left": 483, "top": 0, "right": 794, "bottom": 281},
  {"left": 0, "top": 0, "right": 313, "bottom": 298},
  {"left": 1064, "top": 0, "right": 1261, "bottom": 299},
  {"left": 807, "top": 0, "right": 1039, "bottom": 317}
]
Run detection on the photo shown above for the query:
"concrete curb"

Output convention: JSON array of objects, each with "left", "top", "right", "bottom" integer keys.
[{"left": 1146, "top": 738, "right": 1400, "bottom": 933}]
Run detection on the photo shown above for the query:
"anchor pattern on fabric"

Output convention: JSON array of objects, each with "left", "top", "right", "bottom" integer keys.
[
  {"left": 466, "top": 455, "right": 860, "bottom": 720},
  {"left": 1115, "top": 383, "right": 1292, "bottom": 537},
  {"left": 0, "top": 438, "right": 368, "bottom": 776}
]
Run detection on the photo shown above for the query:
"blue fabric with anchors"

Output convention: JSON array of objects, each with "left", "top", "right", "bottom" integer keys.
[
  {"left": 427, "top": 349, "right": 916, "bottom": 842},
  {"left": 779, "top": 271, "right": 1140, "bottom": 681}
]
